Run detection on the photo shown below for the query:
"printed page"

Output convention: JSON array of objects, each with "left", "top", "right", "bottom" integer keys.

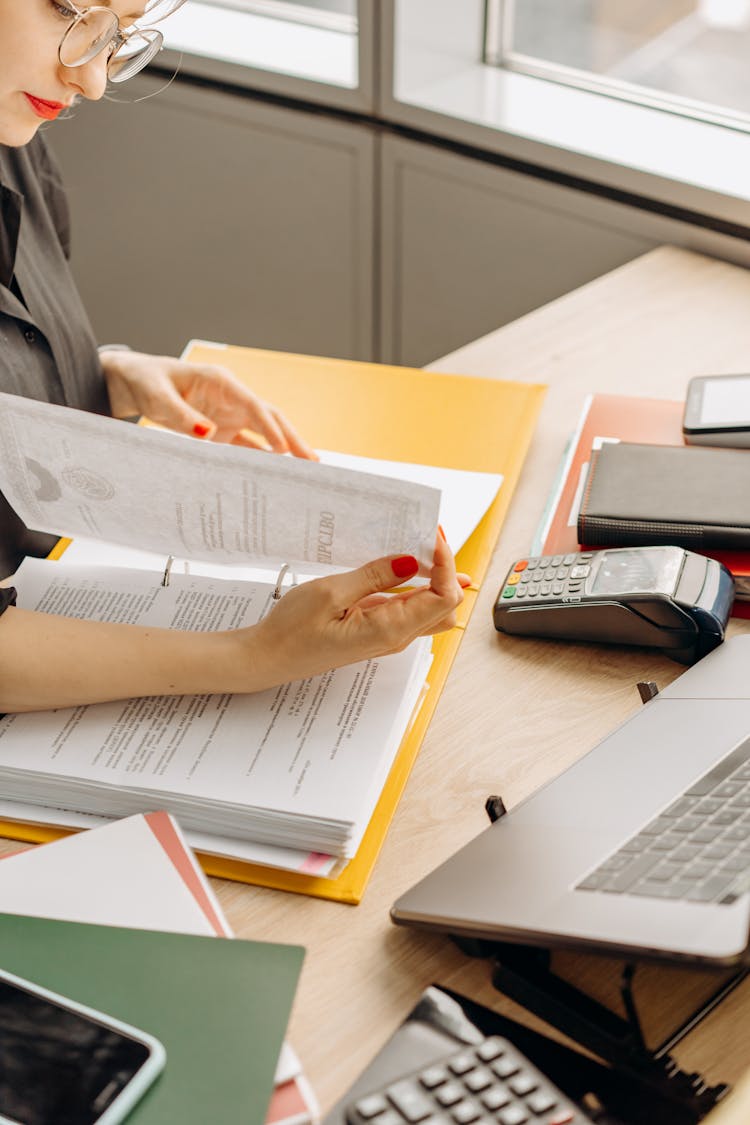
[
  {"left": 61, "top": 436, "right": 505, "bottom": 577},
  {"left": 0, "top": 559, "right": 431, "bottom": 855},
  {"left": 58, "top": 536, "right": 283, "bottom": 586},
  {"left": 0, "top": 393, "right": 440, "bottom": 571},
  {"left": 317, "top": 451, "right": 502, "bottom": 553}
]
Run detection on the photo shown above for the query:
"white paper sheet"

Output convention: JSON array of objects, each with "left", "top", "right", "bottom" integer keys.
[
  {"left": 0, "top": 812, "right": 228, "bottom": 935},
  {"left": 0, "top": 393, "right": 440, "bottom": 571},
  {"left": 60, "top": 440, "right": 503, "bottom": 576},
  {"left": 317, "top": 450, "right": 502, "bottom": 554}
]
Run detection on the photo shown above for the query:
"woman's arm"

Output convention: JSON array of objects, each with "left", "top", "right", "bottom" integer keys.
[
  {"left": 0, "top": 607, "right": 242, "bottom": 712},
  {"left": 0, "top": 542, "right": 462, "bottom": 714}
]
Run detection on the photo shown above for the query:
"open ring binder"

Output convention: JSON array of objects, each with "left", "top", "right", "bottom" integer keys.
[{"left": 162, "top": 556, "right": 297, "bottom": 602}]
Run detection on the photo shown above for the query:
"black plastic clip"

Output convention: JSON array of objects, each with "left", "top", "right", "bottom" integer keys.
[
  {"left": 636, "top": 680, "right": 660, "bottom": 704},
  {"left": 485, "top": 795, "right": 508, "bottom": 824}
]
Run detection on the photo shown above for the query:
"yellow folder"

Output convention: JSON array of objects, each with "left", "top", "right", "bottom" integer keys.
[{"left": 0, "top": 344, "right": 545, "bottom": 903}]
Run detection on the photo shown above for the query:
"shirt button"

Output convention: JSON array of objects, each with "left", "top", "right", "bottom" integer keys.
[{"left": 24, "top": 329, "right": 36, "bottom": 343}]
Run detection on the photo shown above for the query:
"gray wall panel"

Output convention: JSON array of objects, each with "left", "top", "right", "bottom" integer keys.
[{"left": 50, "top": 75, "right": 376, "bottom": 361}]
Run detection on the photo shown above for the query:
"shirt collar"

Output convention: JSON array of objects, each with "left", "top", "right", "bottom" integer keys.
[{"left": 0, "top": 183, "right": 21, "bottom": 291}]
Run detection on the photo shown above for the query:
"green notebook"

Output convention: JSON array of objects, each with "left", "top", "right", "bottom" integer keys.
[{"left": 0, "top": 912, "right": 304, "bottom": 1124}]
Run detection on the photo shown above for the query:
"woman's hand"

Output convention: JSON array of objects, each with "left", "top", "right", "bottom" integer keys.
[
  {"left": 100, "top": 349, "right": 316, "bottom": 459},
  {"left": 0, "top": 539, "right": 466, "bottom": 712},
  {"left": 242, "top": 534, "right": 465, "bottom": 691}
]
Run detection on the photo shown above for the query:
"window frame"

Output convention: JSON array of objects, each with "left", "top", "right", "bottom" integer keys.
[
  {"left": 483, "top": 0, "right": 750, "bottom": 135},
  {"left": 379, "top": 0, "right": 750, "bottom": 231},
  {"left": 195, "top": 0, "right": 358, "bottom": 35},
  {"left": 158, "top": 0, "right": 375, "bottom": 112}
]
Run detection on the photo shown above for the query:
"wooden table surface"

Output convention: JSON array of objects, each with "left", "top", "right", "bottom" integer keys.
[{"left": 4, "top": 245, "right": 750, "bottom": 1121}]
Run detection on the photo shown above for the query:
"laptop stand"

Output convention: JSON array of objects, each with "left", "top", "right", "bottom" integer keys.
[{"left": 451, "top": 796, "right": 748, "bottom": 1123}]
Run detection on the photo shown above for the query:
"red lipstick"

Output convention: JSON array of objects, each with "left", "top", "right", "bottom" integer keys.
[{"left": 24, "top": 94, "right": 66, "bottom": 121}]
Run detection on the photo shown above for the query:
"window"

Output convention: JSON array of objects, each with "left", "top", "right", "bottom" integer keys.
[
  {"left": 485, "top": 0, "right": 750, "bottom": 130},
  {"left": 161, "top": 0, "right": 361, "bottom": 94},
  {"left": 198, "top": 0, "right": 357, "bottom": 34}
]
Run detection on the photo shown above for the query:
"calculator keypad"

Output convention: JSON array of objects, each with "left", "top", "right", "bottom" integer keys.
[
  {"left": 345, "top": 1037, "right": 591, "bottom": 1125},
  {"left": 498, "top": 555, "right": 594, "bottom": 603}
]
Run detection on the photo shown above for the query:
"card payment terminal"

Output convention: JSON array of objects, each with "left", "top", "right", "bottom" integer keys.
[{"left": 493, "top": 546, "right": 734, "bottom": 664}]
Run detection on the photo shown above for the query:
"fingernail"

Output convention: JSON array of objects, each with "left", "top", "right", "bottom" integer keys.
[
  {"left": 459, "top": 578, "right": 472, "bottom": 588},
  {"left": 391, "top": 555, "right": 419, "bottom": 579},
  {"left": 437, "top": 525, "right": 447, "bottom": 541},
  {"left": 193, "top": 422, "right": 211, "bottom": 438}
]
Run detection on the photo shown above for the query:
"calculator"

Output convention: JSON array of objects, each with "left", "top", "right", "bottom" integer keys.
[
  {"left": 344, "top": 1037, "right": 594, "bottom": 1125},
  {"left": 493, "top": 546, "right": 734, "bottom": 664}
]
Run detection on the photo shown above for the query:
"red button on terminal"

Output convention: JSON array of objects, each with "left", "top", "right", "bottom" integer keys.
[{"left": 513, "top": 560, "right": 528, "bottom": 572}]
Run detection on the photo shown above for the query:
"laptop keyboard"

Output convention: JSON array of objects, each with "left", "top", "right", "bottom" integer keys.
[{"left": 577, "top": 736, "right": 750, "bottom": 905}]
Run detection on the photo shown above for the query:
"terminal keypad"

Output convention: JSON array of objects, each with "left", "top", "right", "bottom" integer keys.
[{"left": 499, "top": 555, "right": 594, "bottom": 603}]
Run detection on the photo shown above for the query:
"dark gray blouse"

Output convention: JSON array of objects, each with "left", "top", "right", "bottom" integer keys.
[{"left": 0, "top": 134, "right": 111, "bottom": 579}]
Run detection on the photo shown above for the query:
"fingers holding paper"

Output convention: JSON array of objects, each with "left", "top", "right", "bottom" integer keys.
[
  {"left": 250, "top": 536, "right": 465, "bottom": 689},
  {"left": 101, "top": 350, "right": 317, "bottom": 459}
]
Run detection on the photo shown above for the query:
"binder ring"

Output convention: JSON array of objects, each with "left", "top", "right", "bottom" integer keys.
[
  {"left": 162, "top": 555, "right": 175, "bottom": 587},
  {"left": 272, "top": 564, "right": 298, "bottom": 601}
]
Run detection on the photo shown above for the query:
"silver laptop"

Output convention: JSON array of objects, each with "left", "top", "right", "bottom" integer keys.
[{"left": 392, "top": 635, "right": 750, "bottom": 966}]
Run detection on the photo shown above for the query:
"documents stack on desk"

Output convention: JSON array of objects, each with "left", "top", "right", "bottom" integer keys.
[
  {"left": 0, "top": 345, "right": 545, "bottom": 900},
  {"left": 0, "top": 554, "right": 434, "bottom": 868},
  {"left": 0, "top": 392, "right": 482, "bottom": 867},
  {"left": 0, "top": 813, "right": 313, "bottom": 1124}
]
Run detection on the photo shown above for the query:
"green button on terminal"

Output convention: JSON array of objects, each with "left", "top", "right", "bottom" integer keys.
[{"left": 502, "top": 587, "right": 516, "bottom": 599}]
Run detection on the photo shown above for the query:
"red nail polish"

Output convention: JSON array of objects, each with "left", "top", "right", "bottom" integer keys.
[
  {"left": 437, "top": 525, "right": 447, "bottom": 541},
  {"left": 391, "top": 555, "right": 419, "bottom": 579},
  {"left": 193, "top": 422, "right": 211, "bottom": 438},
  {"left": 459, "top": 578, "right": 471, "bottom": 588}
]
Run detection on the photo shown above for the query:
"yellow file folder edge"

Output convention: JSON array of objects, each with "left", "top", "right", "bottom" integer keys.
[{"left": 0, "top": 345, "right": 546, "bottom": 903}]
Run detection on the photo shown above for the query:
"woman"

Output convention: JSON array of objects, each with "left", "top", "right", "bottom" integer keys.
[{"left": 0, "top": 0, "right": 464, "bottom": 713}]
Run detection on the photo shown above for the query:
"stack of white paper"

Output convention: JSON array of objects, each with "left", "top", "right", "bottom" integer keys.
[{"left": 0, "top": 560, "right": 432, "bottom": 861}]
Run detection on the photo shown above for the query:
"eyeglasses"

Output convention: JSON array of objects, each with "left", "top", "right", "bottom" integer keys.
[{"left": 58, "top": 0, "right": 188, "bottom": 84}]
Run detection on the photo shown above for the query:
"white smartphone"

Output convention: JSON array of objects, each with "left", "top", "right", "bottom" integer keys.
[
  {"left": 682, "top": 372, "right": 750, "bottom": 446},
  {"left": 0, "top": 969, "right": 166, "bottom": 1125}
]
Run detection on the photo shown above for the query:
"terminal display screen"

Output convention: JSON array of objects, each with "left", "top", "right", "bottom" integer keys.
[{"left": 590, "top": 548, "right": 683, "bottom": 597}]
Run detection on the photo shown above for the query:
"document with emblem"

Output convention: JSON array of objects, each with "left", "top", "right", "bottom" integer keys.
[{"left": 0, "top": 392, "right": 442, "bottom": 573}]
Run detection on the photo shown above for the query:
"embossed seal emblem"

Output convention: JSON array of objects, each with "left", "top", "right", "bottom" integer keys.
[{"left": 62, "top": 466, "right": 115, "bottom": 501}]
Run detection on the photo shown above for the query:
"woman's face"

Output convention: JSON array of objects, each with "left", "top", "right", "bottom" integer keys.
[{"left": 0, "top": 0, "right": 146, "bottom": 147}]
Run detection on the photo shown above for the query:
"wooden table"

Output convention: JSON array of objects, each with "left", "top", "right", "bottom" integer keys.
[{"left": 4, "top": 245, "right": 750, "bottom": 1121}]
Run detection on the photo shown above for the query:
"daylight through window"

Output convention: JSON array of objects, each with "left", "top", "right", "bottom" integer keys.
[{"left": 485, "top": 0, "right": 750, "bottom": 131}]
